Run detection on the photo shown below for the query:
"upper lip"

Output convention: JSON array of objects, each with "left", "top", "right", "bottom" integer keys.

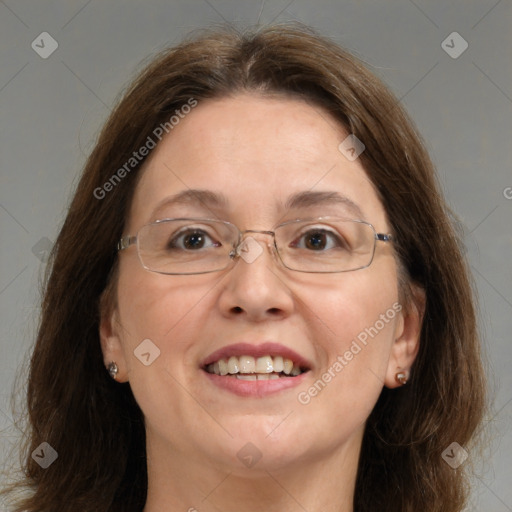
[{"left": 202, "top": 342, "right": 312, "bottom": 370}]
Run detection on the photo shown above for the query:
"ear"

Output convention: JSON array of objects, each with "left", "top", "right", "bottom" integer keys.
[
  {"left": 384, "top": 284, "right": 425, "bottom": 389},
  {"left": 99, "top": 302, "right": 129, "bottom": 383}
]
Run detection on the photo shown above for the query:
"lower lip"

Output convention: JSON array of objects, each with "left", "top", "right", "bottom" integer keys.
[{"left": 202, "top": 370, "right": 309, "bottom": 397}]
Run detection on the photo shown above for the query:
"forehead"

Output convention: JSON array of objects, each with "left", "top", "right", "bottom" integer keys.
[{"left": 128, "top": 94, "right": 388, "bottom": 230}]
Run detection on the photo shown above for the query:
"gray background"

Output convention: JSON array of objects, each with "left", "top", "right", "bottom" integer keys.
[{"left": 0, "top": 0, "right": 511, "bottom": 510}]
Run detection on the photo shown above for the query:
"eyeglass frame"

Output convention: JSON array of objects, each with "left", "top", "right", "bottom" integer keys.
[{"left": 117, "top": 216, "right": 394, "bottom": 275}]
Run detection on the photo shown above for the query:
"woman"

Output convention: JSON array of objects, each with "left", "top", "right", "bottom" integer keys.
[{"left": 3, "top": 23, "right": 485, "bottom": 511}]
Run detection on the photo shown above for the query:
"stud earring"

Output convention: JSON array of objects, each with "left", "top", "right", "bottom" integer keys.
[
  {"left": 395, "top": 371, "right": 408, "bottom": 385},
  {"left": 107, "top": 361, "right": 118, "bottom": 380}
]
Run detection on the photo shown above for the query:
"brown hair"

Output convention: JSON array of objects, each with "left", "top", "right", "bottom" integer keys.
[{"left": 3, "top": 22, "right": 485, "bottom": 511}]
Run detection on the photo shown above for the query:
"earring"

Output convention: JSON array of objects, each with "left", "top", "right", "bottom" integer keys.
[
  {"left": 107, "top": 361, "right": 118, "bottom": 380},
  {"left": 395, "top": 371, "right": 408, "bottom": 385}
]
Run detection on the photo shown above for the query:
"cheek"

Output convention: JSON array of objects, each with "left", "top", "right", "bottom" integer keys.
[
  {"left": 295, "top": 266, "right": 399, "bottom": 415},
  {"left": 114, "top": 265, "right": 221, "bottom": 434},
  {"left": 302, "top": 264, "right": 399, "bottom": 350},
  {"left": 115, "top": 260, "right": 218, "bottom": 373}
]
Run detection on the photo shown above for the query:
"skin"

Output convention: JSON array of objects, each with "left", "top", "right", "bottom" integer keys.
[{"left": 100, "top": 93, "right": 424, "bottom": 512}]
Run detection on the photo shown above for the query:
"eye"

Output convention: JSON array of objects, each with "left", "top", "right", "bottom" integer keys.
[
  {"left": 290, "top": 228, "right": 348, "bottom": 251},
  {"left": 167, "top": 228, "right": 221, "bottom": 251}
]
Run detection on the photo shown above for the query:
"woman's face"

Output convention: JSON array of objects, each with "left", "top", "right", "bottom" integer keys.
[{"left": 101, "top": 93, "right": 421, "bottom": 473}]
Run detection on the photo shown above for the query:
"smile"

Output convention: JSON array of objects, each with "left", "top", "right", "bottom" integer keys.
[
  {"left": 204, "top": 355, "right": 306, "bottom": 379},
  {"left": 201, "top": 342, "right": 312, "bottom": 397}
]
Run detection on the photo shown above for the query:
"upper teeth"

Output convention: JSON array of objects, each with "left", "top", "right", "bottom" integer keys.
[{"left": 206, "top": 355, "right": 303, "bottom": 376}]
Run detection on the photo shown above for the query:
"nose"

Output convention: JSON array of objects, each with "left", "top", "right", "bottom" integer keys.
[{"left": 217, "top": 231, "right": 295, "bottom": 321}]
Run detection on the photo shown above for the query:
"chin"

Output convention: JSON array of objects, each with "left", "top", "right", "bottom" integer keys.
[{"left": 205, "top": 416, "right": 311, "bottom": 471}]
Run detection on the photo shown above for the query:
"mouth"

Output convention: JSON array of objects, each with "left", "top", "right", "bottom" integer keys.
[{"left": 201, "top": 342, "right": 311, "bottom": 397}]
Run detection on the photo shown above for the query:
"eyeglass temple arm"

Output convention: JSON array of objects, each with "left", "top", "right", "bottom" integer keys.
[{"left": 117, "top": 236, "right": 137, "bottom": 251}]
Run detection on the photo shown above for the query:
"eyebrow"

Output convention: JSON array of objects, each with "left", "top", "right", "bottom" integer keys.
[
  {"left": 149, "top": 189, "right": 364, "bottom": 221},
  {"left": 150, "top": 189, "right": 228, "bottom": 220},
  {"left": 283, "top": 190, "right": 364, "bottom": 219}
]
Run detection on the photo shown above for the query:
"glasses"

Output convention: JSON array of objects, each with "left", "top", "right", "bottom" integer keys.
[{"left": 117, "top": 217, "right": 393, "bottom": 275}]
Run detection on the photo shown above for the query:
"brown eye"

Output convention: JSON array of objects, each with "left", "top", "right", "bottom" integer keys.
[
  {"left": 291, "top": 228, "right": 347, "bottom": 251},
  {"left": 183, "top": 231, "right": 206, "bottom": 249},
  {"left": 304, "top": 231, "right": 328, "bottom": 250},
  {"left": 168, "top": 229, "right": 220, "bottom": 251}
]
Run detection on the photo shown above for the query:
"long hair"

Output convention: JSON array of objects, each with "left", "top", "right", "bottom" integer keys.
[{"left": 3, "top": 23, "right": 485, "bottom": 511}]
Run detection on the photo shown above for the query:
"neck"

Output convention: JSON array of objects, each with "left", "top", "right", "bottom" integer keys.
[{"left": 143, "top": 427, "right": 363, "bottom": 512}]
